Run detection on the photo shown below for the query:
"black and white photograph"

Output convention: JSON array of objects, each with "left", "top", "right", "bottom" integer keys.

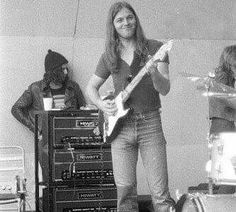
[{"left": 0, "top": 0, "right": 236, "bottom": 211}]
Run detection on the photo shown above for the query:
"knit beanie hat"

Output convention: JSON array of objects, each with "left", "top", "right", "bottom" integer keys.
[{"left": 44, "top": 49, "right": 68, "bottom": 73}]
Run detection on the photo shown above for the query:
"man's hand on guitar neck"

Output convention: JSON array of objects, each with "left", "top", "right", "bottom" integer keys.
[{"left": 146, "top": 55, "right": 162, "bottom": 75}]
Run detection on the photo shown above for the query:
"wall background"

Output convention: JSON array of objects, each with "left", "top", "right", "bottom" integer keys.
[{"left": 0, "top": 0, "right": 236, "bottom": 210}]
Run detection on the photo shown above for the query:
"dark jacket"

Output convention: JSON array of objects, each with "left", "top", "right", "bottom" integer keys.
[{"left": 11, "top": 79, "right": 86, "bottom": 133}]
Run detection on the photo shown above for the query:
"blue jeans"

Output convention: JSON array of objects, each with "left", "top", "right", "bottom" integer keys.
[{"left": 111, "top": 110, "right": 174, "bottom": 212}]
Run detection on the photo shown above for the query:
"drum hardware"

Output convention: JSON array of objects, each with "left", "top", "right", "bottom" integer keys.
[
  {"left": 179, "top": 71, "right": 236, "bottom": 98},
  {"left": 207, "top": 132, "right": 236, "bottom": 186},
  {"left": 206, "top": 134, "right": 215, "bottom": 195},
  {"left": 176, "top": 193, "right": 236, "bottom": 212},
  {"left": 180, "top": 71, "right": 236, "bottom": 183},
  {"left": 178, "top": 73, "right": 236, "bottom": 211}
]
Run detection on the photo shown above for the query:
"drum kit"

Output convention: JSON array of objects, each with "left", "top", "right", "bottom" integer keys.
[{"left": 176, "top": 72, "right": 236, "bottom": 212}]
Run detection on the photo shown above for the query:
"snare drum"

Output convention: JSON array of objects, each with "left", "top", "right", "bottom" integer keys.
[
  {"left": 210, "top": 132, "right": 236, "bottom": 185},
  {"left": 177, "top": 193, "right": 236, "bottom": 212}
]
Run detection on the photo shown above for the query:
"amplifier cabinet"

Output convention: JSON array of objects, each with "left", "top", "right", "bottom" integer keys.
[
  {"left": 52, "top": 149, "right": 114, "bottom": 186},
  {"left": 43, "top": 186, "right": 117, "bottom": 212},
  {"left": 41, "top": 110, "right": 110, "bottom": 149},
  {"left": 54, "top": 149, "right": 112, "bottom": 163}
]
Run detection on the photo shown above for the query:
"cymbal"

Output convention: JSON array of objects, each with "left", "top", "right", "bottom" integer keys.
[
  {"left": 179, "top": 72, "right": 213, "bottom": 82},
  {"left": 179, "top": 72, "right": 236, "bottom": 98},
  {"left": 202, "top": 91, "right": 236, "bottom": 98}
]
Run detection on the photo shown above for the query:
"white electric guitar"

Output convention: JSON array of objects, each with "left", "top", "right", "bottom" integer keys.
[{"left": 100, "top": 40, "right": 173, "bottom": 143}]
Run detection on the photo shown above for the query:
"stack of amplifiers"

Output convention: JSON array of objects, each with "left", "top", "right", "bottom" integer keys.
[
  {"left": 36, "top": 110, "right": 117, "bottom": 211},
  {"left": 40, "top": 110, "right": 115, "bottom": 186},
  {"left": 43, "top": 186, "right": 117, "bottom": 212}
]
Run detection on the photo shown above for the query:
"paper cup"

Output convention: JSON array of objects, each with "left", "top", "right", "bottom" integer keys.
[{"left": 43, "top": 98, "right": 53, "bottom": 111}]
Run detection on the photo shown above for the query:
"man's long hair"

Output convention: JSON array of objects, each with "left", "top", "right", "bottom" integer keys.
[
  {"left": 105, "top": 1, "right": 148, "bottom": 70},
  {"left": 215, "top": 45, "right": 236, "bottom": 86}
]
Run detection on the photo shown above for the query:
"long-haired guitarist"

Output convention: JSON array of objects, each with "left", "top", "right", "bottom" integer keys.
[{"left": 86, "top": 1, "right": 175, "bottom": 211}]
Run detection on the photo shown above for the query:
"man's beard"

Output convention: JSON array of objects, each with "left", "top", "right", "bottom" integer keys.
[{"left": 51, "top": 73, "right": 68, "bottom": 85}]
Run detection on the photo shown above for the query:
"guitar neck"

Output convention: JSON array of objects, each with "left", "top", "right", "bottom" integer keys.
[{"left": 122, "top": 42, "right": 172, "bottom": 102}]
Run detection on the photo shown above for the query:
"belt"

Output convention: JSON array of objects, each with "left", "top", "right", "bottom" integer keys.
[{"left": 128, "top": 108, "right": 161, "bottom": 121}]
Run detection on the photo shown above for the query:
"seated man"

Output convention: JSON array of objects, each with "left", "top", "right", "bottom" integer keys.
[{"left": 11, "top": 49, "right": 86, "bottom": 180}]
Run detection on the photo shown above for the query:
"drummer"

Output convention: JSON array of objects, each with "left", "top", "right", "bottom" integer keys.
[{"left": 209, "top": 45, "right": 236, "bottom": 194}]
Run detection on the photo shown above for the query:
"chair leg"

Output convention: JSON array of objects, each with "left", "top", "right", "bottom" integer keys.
[
  {"left": 22, "top": 198, "right": 26, "bottom": 212},
  {"left": 20, "top": 196, "right": 26, "bottom": 212},
  {"left": 18, "top": 198, "right": 21, "bottom": 212}
]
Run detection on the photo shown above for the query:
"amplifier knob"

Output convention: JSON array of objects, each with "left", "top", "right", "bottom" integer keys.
[{"left": 61, "top": 170, "right": 70, "bottom": 180}]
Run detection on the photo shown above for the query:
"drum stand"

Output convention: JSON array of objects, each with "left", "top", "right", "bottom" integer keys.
[
  {"left": 206, "top": 82, "right": 214, "bottom": 195},
  {"left": 208, "top": 178, "right": 214, "bottom": 194},
  {"left": 207, "top": 133, "right": 214, "bottom": 195}
]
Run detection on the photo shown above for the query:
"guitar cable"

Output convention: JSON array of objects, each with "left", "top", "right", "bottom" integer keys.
[{"left": 67, "top": 142, "right": 75, "bottom": 180}]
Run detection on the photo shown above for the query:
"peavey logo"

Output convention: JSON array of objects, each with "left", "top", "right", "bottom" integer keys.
[
  {"left": 78, "top": 192, "right": 103, "bottom": 200},
  {"left": 75, "top": 120, "right": 97, "bottom": 128}
]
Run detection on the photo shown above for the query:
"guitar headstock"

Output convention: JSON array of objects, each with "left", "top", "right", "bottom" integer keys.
[{"left": 162, "top": 39, "right": 173, "bottom": 52}]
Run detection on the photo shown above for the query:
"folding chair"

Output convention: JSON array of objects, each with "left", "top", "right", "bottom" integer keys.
[{"left": 0, "top": 146, "right": 27, "bottom": 212}]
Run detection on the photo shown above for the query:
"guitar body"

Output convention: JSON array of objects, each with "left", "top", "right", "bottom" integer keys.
[
  {"left": 99, "top": 92, "right": 131, "bottom": 143},
  {"left": 98, "top": 40, "right": 173, "bottom": 143}
]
